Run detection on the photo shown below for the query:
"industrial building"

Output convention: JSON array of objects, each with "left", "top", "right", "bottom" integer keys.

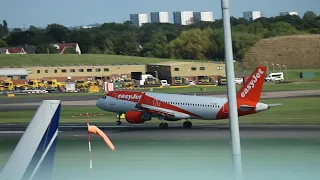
[
  {"left": 146, "top": 61, "right": 225, "bottom": 84},
  {"left": 130, "top": 14, "right": 149, "bottom": 26},
  {"left": 173, "top": 11, "right": 194, "bottom": 25},
  {"left": 0, "top": 61, "right": 226, "bottom": 85},
  {"left": 243, "top": 11, "right": 261, "bottom": 21},
  {"left": 193, "top": 11, "right": 214, "bottom": 23},
  {"left": 150, "top": 12, "right": 169, "bottom": 23},
  {"left": 279, "top": 12, "right": 298, "bottom": 16}
]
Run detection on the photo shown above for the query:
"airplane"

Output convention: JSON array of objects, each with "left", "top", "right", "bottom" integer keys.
[
  {"left": 96, "top": 66, "right": 280, "bottom": 129},
  {"left": 0, "top": 100, "right": 61, "bottom": 180}
]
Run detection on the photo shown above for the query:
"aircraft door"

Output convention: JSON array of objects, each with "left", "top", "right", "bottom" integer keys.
[
  {"left": 222, "top": 103, "right": 228, "bottom": 113},
  {"left": 110, "top": 93, "right": 117, "bottom": 105}
]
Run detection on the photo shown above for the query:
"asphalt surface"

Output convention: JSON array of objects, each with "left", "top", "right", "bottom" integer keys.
[
  {"left": 1, "top": 89, "right": 320, "bottom": 112},
  {"left": 1, "top": 124, "right": 320, "bottom": 139}
]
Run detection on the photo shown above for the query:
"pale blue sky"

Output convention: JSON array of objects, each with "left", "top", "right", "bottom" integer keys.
[{"left": 1, "top": 0, "right": 319, "bottom": 28}]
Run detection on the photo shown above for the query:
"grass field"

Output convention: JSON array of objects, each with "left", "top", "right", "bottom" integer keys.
[
  {"left": 0, "top": 54, "right": 197, "bottom": 67},
  {"left": 1, "top": 97, "right": 320, "bottom": 124},
  {"left": 1, "top": 82, "right": 319, "bottom": 99}
]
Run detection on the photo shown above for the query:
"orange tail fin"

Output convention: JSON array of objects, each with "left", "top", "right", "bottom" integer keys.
[{"left": 237, "top": 66, "right": 267, "bottom": 102}]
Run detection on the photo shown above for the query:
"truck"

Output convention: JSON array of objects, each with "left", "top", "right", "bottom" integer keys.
[
  {"left": 140, "top": 74, "right": 158, "bottom": 86},
  {"left": 265, "top": 72, "right": 284, "bottom": 82}
]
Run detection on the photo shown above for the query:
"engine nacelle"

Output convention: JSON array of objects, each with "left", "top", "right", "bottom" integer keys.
[{"left": 125, "top": 110, "right": 152, "bottom": 124}]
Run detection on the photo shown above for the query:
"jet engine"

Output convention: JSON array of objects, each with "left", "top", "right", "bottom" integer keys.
[{"left": 125, "top": 110, "right": 152, "bottom": 124}]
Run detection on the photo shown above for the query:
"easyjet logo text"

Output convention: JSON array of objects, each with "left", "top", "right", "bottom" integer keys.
[
  {"left": 241, "top": 68, "right": 264, "bottom": 98},
  {"left": 117, "top": 94, "right": 142, "bottom": 101}
]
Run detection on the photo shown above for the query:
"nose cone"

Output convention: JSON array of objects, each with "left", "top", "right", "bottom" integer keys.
[
  {"left": 96, "top": 98, "right": 104, "bottom": 110},
  {"left": 255, "top": 102, "right": 269, "bottom": 112}
]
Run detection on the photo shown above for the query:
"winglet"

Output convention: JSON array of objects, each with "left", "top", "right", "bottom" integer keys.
[
  {"left": 237, "top": 66, "right": 267, "bottom": 102},
  {"left": 0, "top": 100, "right": 61, "bottom": 180}
]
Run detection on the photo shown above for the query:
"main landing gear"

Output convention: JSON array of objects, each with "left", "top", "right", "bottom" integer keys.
[
  {"left": 116, "top": 113, "right": 122, "bottom": 125},
  {"left": 159, "top": 122, "right": 168, "bottom": 129},
  {"left": 183, "top": 120, "right": 192, "bottom": 129}
]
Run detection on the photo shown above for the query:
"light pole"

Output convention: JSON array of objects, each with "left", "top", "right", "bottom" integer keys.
[
  {"left": 276, "top": 64, "right": 281, "bottom": 72},
  {"left": 283, "top": 65, "right": 287, "bottom": 79},
  {"left": 271, "top": 63, "right": 275, "bottom": 72},
  {"left": 221, "top": 0, "right": 242, "bottom": 179}
]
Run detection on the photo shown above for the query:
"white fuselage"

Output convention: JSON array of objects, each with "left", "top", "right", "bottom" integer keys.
[{"left": 96, "top": 92, "right": 269, "bottom": 121}]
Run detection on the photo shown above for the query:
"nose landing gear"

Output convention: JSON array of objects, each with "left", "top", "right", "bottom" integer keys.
[{"left": 116, "top": 113, "right": 122, "bottom": 125}]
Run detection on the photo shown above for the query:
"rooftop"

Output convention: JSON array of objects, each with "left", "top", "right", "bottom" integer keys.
[
  {"left": 0, "top": 69, "right": 28, "bottom": 76},
  {"left": 147, "top": 61, "right": 224, "bottom": 66}
]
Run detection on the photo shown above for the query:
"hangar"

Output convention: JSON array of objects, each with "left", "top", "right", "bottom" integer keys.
[
  {"left": 0, "top": 69, "right": 29, "bottom": 83},
  {"left": 146, "top": 61, "right": 226, "bottom": 84},
  {"left": 8, "top": 65, "right": 146, "bottom": 82}
]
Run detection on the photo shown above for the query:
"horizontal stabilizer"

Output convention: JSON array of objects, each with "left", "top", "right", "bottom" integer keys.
[{"left": 268, "top": 103, "right": 282, "bottom": 107}]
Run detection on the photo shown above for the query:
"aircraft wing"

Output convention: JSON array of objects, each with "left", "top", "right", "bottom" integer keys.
[{"left": 135, "top": 93, "right": 176, "bottom": 117}]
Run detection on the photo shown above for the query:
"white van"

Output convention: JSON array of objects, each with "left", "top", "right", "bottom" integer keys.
[{"left": 265, "top": 72, "right": 284, "bottom": 82}]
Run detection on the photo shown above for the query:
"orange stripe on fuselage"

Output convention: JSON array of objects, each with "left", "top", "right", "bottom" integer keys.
[
  {"left": 216, "top": 100, "right": 257, "bottom": 119},
  {"left": 107, "top": 91, "right": 204, "bottom": 119},
  {"left": 138, "top": 93, "right": 205, "bottom": 119}
]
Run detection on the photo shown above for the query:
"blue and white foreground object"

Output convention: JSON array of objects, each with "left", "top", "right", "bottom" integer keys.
[{"left": 0, "top": 100, "right": 61, "bottom": 180}]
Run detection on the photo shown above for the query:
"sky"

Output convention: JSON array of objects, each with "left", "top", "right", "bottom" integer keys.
[{"left": 1, "top": 0, "right": 319, "bottom": 28}]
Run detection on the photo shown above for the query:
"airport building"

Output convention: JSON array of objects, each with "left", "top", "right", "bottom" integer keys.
[
  {"left": 279, "top": 12, "right": 298, "bottom": 16},
  {"left": 150, "top": 12, "right": 169, "bottom": 23},
  {"left": 130, "top": 14, "right": 149, "bottom": 26},
  {"left": 173, "top": 11, "right": 194, "bottom": 25},
  {"left": 146, "top": 61, "right": 225, "bottom": 84},
  {"left": 1, "top": 61, "right": 226, "bottom": 85},
  {"left": 193, "top": 11, "right": 214, "bottom": 23},
  {"left": 243, "top": 11, "right": 261, "bottom": 21}
]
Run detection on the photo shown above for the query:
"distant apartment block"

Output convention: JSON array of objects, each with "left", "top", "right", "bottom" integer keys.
[
  {"left": 243, "top": 11, "right": 261, "bottom": 21},
  {"left": 130, "top": 14, "right": 148, "bottom": 26},
  {"left": 150, "top": 12, "right": 169, "bottom": 23},
  {"left": 193, "top": 11, "right": 213, "bottom": 23},
  {"left": 279, "top": 12, "right": 298, "bottom": 16},
  {"left": 173, "top": 11, "right": 194, "bottom": 25}
]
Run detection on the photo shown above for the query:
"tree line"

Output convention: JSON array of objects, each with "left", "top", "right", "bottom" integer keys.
[{"left": 0, "top": 11, "right": 319, "bottom": 61}]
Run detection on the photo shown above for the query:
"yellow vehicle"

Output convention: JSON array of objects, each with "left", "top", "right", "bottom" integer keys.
[
  {"left": 218, "top": 75, "right": 227, "bottom": 85},
  {"left": 173, "top": 76, "right": 187, "bottom": 84},
  {"left": 75, "top": 79, "right": 88, "bottom": 92},
  {"left": 15, "top": 83, "right": 28, "bottom": 90},
  {"left": 88, "top": 81, "right": 101, "bottom": 93},
  {"left": 1, "top": 79, "right": 15, "bottom": 91},
  {"left": 27, "top": 80, "right": 46, "bottom": 90},
  {"left": 198, "top": 76, "right": 214, "bottom": 84},
  {"left": 46, "top": 79, "right": 63, "bottom": 90}
]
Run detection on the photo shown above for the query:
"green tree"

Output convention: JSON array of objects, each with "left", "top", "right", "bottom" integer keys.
[
  {"left": 3, "top": 20, "right": 8, "bottom": 35},
  {"left": 303, "top": 11, "right": 317, "bottom": 21},
  {"left": 35, "top": 44, "right": 58, "bottom": 54},
  {"left": 0, "top": 39, "right": 8, "bottom": 47},
  {"left": 142, "top": 31, "right": 169, "bottom": 58},
  {"left": 88, "top": 46, "right": 101, "bottom": 54},
  {"left": 46, "top": 24, "right": 69, "bottom": 43},
  {"left": 63, "top": 47, "right": 78, "bottom": 54},
  {"left": 169, "top": 28, "right": 213, "bottom": 60}
]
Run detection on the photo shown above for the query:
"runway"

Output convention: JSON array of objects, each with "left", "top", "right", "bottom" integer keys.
[
  {"left": 1, "top": 124, "right": 320, "bottom": 180},
  {"left": 1, "top": 89, "right": 320, "bottom": 112}
]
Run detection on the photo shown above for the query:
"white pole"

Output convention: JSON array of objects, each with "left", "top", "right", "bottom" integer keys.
[{"left": 221, "top": 0, "right": 243, "bottom": 180}]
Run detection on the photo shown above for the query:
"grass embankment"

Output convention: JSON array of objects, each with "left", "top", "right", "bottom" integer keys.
[
  {"left": 0, "top": 54, "right": 197, "bottom": 67},
  {"left": 1, "top": 97, "right": 320, "bottom": 124}
]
